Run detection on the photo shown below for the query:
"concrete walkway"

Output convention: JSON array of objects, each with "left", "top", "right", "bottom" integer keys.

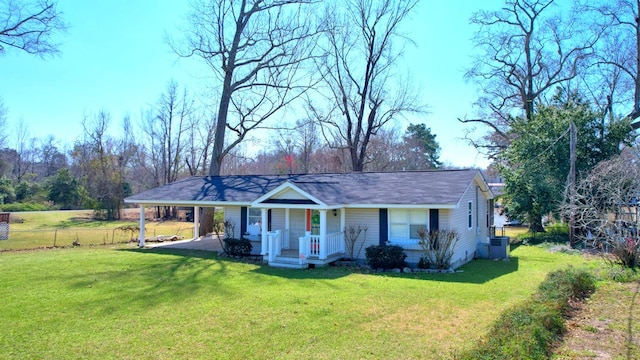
[{"left": 147, "top": 236, "right": 223, "bottom": 252}]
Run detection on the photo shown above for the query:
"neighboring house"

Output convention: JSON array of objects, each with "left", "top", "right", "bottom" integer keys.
[{"left": 124, "top": 169, "right": 494, "bottom": 269}]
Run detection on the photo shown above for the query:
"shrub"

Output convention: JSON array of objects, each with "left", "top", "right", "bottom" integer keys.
[
  {"left": 365, "top": 244, "right": 407, "bottom": 269},
  {"left": 344, "top": 224, "right": 368, "bottom": 260},
  {"left": 417, "top": 228, "right": 459, "bottom": 269},
  {"left": 459, "top": 267, "right": 595, "bottom": 360},
  {"left": 0, "top": 202, "right": 55, "bottom": 212},
  {"left": 223, "top": 237, "right": 252, "bottom": 256}
]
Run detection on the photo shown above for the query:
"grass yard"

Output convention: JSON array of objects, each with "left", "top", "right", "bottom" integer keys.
[
  {"left": 0, "top": 244, "right": 593, "bottom": 359},
  {"left": 1, "top": 210, "right": 193, "bottom": 251}
]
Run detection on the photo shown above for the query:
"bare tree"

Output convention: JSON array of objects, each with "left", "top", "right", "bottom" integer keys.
[
  {"left": 76, "top": 111, "right": 127, "bottom": 220},
  {"left": 0, "top": 98, "right": 7, "bottom": 148},
  {"left": 564, "top": 148, "right": 640, "bottom": 268},
  {"left": 37, "top": 135, "right": 66, "bottom": 178},
  {"left": 174, "top": 0, "right": 322, "bottom": 176},
  {"left": 580, "top": 0, "right": 640, "bottom": 128},
  {"left": 312, "top": 0, "right": 423, "bottom": 171},
  {"left": 461, "top": 0, "right": 598, "bottom": 158},
  {"left": 137, "top": 81, "right": 194, "bottom": 188},
  {"left": 12, "top": 118, "right": 36, "bottom": 182},
  {"left": 185, "top": 111, "right": 215, "bottom": 176},
  {"left": 0, "top": 0, "right": 67, "bottom": 57},
  {"left": 293, "top": 118, "right": 318, "bottom": 173}
]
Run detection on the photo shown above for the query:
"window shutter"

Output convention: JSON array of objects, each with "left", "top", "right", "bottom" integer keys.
[
  {"left": 379, "top": 209, "right": 388, "bottom": 245},
  {"left": 240, "top": 207, "right": 247, "bottom": 236},
  {"left": 429, "top": 209, "right": 439, "bottom": 233}
]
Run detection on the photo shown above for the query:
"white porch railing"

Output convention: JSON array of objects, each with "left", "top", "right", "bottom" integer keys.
[
  {"left": 298, "top": 231, "right": 344, "bottom": 265},
  {"left": 267, "top": 230, "right": 282, "bottom": 262}
]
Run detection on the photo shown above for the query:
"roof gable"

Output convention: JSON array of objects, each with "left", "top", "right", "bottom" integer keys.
[{"left": 252, "top": 181, "right": 325, "bottom": 208}]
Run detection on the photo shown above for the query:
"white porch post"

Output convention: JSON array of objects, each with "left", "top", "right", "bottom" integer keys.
[
  {"left": 260, "top": 208, "right": 268, "bottom": 255},
  {"left": 319, "top": 209, "right": 327, "bottom": 259},
  {"left": 193, "top": 206, "right": 200, "bottom": 239},
  {"left": 284, "top": 208, "right": 290, "bottom": 249},
  {"left": 340, "top": 208, "right": 346, "bottom": 253},
  {"left": 138, "top": 205, "right": 146, "bottom": 247}
]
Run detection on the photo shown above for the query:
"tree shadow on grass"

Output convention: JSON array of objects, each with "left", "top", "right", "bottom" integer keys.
[
  {"left": 129, "top": 247, "right": 518, "bottom": 285},
  {"left": 248, "top": 257, "right": 519, "bottom": 284},
  {"left": 61, "top": 247, "right": 234, "bottom": 315}
]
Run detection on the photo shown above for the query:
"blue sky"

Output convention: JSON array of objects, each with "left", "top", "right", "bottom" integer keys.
[{"left": 0, "top": 0, "right": 504, "bottom": 168}]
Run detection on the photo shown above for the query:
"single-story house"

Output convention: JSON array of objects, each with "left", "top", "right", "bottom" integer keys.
[{"left": 124, "top": 169, "right": 494, "bottom": 269}]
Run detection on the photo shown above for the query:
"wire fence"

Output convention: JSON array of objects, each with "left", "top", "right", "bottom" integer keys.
[{"left": 0, "top": 225, "right": 195, "bottom": 251}]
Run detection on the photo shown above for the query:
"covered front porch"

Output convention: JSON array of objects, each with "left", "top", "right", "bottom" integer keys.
[{"left": 252, "top": 207, "right": 346, "bottom": 269}]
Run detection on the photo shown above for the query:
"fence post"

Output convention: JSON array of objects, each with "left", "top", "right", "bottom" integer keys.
[{"left": 53, "top": 230, "right": 57, "bottom": 247}]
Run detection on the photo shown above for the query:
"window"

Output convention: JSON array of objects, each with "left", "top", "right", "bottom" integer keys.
[
  {"left": 389, "top": 209, "right": 428, "bottom": 244},
  {"left": 248, "top": 207, "right": 262, "bottom": 229},
  {"left": 468, "top": 201, "right": 473, "bottom": 229}
]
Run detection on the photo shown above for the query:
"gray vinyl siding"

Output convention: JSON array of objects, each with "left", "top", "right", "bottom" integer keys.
[
  {"left": 289, "top": 209, "right": 307, "bottom": 241},
  {"left": 447, "top": 179, "right": 492, "bottom": 269},
  {"left": 224, "top": 206, "right": 242, "bottom": 238},
  {"left": 270, "top": 209, "right": 286, "bottom": 232},
  {"left": 344, "top": 208, "right": 379, "bottom": 260}
]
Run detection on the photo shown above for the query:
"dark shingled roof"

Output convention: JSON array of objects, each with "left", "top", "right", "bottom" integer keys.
[{"left": 125, "top": 169, "right": 488, "bottom": 207}]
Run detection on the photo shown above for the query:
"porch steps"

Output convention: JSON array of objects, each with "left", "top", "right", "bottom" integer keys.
[{"left": 268, "top": 255, "right": 308, "bottom": 269}]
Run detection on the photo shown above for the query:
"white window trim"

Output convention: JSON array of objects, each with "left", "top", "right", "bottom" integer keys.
[
  {"left": 468, "top": 201, "right": 473, "bottom": 229},
  {"left": 248, "top": 207, "right": 262, "bottom": 229},
  {"left": 388, "top": 209, "right": 428, "bottom": 248}
]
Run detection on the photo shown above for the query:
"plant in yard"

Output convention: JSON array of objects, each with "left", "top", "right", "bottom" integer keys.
[
  {"left": 116, "top": 225, "right": 142, "bottom": 241},
  {"left": 223, "top": 237, "right": 252, "bottom": 256},
  {"left": 224, "top": 220, "right": 235, "bottom": 239},
  {"left": 564, "top": 151, "right": 640, "bottom": 269},
  {"left": 417, "top": 228, "right": 459, "bottom": 270},
  {"left": 365, "top": 244, "right": 407, "bottom": 270},
  {"left": 460, "top": 267, "right": 595, "bottom": 360},
  {"left": 344, "top": 224, "right": 368, "bottom": 260},
  {"left": 212, "top": 221, "right": 225, "bottom": 248}
]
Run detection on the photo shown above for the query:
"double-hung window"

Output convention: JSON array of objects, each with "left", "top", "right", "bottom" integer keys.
[
  {"left": 389, "top": 209, "right": 428, "bottom": 245},
  {"left": 248, "top": 207, "right": 262, "bottom": 229}
]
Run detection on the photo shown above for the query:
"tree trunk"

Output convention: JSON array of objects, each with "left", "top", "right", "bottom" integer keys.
[{"left": 528, "top": 214, "right": 545, "bottom": 233}]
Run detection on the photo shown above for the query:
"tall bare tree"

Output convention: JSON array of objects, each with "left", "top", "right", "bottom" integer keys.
[
  {"left": 75, "top": 111, "right": 129, "bottom": 220},
  {"left": 174, "top": 0, "right": 321, "bottom": 176},
  {"left": 312, "top": 0, "right": 422, "bottom": 171},
  {"left": 0, "top": 98, "right": 7, "bottom": 148},
  {"left": 185, "top": 111, "right": 215, "bottom": 176},
  {"left": 580, "top": 0, "right": 640, "bottom": 128},
  {"left": 0, "top": 0, "right": 66, "bottom": 57},
  {"left": 140, "top": 80, "right": 192, "bottom": 187},
  {"left": 461, "top": 0, "right": 598, "bottom": 158},
  {"left": 12, "top": 118, "right": 35, "bottom": 182}
]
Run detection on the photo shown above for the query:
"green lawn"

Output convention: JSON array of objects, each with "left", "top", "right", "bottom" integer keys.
[
  {"left": 0, "top": 244, "right": 594, "bottom": 359},
  {"left": 1, "top": 210, "right": 194, "bottom": 250}
]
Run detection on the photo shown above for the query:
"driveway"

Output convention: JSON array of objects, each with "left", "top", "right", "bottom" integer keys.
[{"left": 147, "top": 236, "right": 223, "bottom": 252}]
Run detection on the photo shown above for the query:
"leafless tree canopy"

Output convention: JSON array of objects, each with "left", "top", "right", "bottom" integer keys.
[
  {"left": 174, "top": 0, "right": 321, "bottom": 176},
  {"left": 0, "top": 98, "right": 7, "bottom": 147},
  {"left": 462, "top": 0, "right": 597, "bottom": 158},
  {"left": 311, "top": 0, "right": 423, "bottom": 172},
  {"left": 565, "top": 148, "right": 640, "bottom": 261},
  {"left": 0, "top": 0, "right": 67, "bottom": 57},
  {"left": 579, "top": 0, "right": 640, "bottom": 128}
]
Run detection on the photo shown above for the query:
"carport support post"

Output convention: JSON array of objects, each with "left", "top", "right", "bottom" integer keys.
[
  {"left": 193, "top": 206, "right": 200, "bottom": 239},
  {"left": 260, "top": 208, "right": 268, "bottom": 255},
  {"left": 139, "top": 205, "right": 146, "bottom": 247}
]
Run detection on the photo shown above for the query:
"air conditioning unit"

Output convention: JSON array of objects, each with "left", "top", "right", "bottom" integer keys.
[{"left": 489, "top": 236, "right": 509, "bottom": 259}]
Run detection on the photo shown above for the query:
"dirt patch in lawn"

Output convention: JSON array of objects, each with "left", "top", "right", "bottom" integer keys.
[{"left": 553, "top": 281, "right": 640, "bottom": 359}]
